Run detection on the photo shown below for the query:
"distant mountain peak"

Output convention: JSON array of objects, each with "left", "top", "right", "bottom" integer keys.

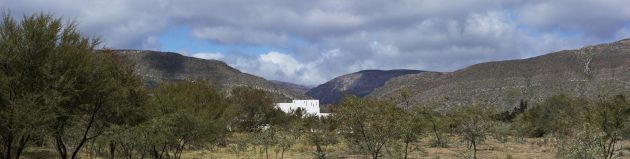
[
  {"left": 307, "top": 69, "right": 425, "bottom": 104},
  {"left": 104, "top": 49, "right": 309, "bottom": 101},
  {"left": 271, "top": 80, "right": 311, "bottom": 96}
]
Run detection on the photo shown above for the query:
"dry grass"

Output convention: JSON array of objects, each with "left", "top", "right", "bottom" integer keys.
[
  {"left": 22, "top": 136, "right": 630, "bottom": 159},
  {"left": 180, "top": 136, "right": 563, "bottom": 159},
  {"left": 420, "top": 137, "right": 555, "bottom": 159}
]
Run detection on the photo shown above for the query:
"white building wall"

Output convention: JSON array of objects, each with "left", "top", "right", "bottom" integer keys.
[{"left": 275, "top": 100, "right": 329, "bottom": 117}]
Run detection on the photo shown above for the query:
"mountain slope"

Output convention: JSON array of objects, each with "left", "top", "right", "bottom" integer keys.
[
  {"left": 109, "top": 50, "right": 309, "bottom": 100},
  {"left": 369, "top": 39, "right": 630, "bottom": 110},
  {"left": 271, "top": 80, "right": 310, "bottom": 95},
  {"left": 307, "top": 69, "right": 424, "bottom": 104}
]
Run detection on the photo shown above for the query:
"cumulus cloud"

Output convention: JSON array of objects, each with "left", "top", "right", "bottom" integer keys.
[
  {"left": 192, "top": 52, "right": 225, "bottom": 60},
  {"left": 4, "top": 0, "right": 630, "bottom": 86},
  {"left": 3, "top": 0, "right": 171, "bottom": 49},
  {"left": 226, "top": 51, "right": 327, "bottom": 87}
]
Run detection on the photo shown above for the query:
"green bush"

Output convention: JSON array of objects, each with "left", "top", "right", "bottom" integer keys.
[{"left": 516, "top": 94, "right": 590, "bottom": 137}]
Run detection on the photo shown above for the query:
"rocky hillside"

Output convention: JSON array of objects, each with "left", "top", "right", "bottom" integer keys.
[
  {"left": 271, "top": 80, "right": 311, "bottom": 95},
  {"left": 369, "top": 39, "right": 630, "bottom": 111},
  {"left": 108, "top": 50, "right": 309, "bottom": 101},
  {"left": 307, "top": 69, "right": 424, "bottom": 104}
]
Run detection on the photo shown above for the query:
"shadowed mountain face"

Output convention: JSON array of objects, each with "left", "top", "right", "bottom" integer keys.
[
  {"left": 271, "top": 80, "right": 310, "bottom": 95},
  {"left": 307, "top": 70, "right": 425, "bottom": 104},
  {"left": 108, "top": 50, "right": 309, "bottom": 101},
  {"left": 369, "top": 39, "right": 630, "bottom": 111}
]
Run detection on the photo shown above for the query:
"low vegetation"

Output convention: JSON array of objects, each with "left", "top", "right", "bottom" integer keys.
[{"left": 3, "top": 13, "right": 630, "bottom": 159}]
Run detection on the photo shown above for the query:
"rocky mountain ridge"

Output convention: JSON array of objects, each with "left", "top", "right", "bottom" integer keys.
[
  {"left": 108, "top": 50, "right": 309, "bottom": 101},
  {"left": 368, "top": 39, "right": 630, "bottom": 110},
  {"left": 306, "top": 69, "right": 425, "bottom": 104}
]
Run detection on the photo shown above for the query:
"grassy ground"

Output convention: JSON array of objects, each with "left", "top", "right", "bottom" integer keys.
[
  {"left": 21, "top": 136, "right": 630, "bottom": 159},
  {"left": 179, "top": 136, "right": 574, "bottom": 159}
]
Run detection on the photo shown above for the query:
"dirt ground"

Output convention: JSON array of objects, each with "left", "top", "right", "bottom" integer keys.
[
  {"left": 182, "top": 136, "right": 630, "bottom": 159},
  {"left": 22, "top": 136, "right": 630, "bottom": 159}
]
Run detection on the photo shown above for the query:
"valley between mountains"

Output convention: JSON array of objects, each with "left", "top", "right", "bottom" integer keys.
[{"left": 113, "top": 38, "right": 630, "bottom": 111}]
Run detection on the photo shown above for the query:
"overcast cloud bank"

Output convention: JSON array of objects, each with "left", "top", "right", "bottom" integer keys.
[{"left": 4, "top": 0, "right": 630, "bottom": 86}]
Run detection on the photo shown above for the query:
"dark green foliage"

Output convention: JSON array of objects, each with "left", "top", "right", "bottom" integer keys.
[
  {"left": 50, "top": 44, "right": 146, "bottom": 159},
  {"left": 517, "top": 94, "right": 590, "bottom": 137},
  {"left": 513, "top": 94, "right": 630, "bottom": 158},
  {"left": 142, "top": 82, "right": 230, "bottom": 159},
  {"left": 591, "top": 94, "right": 630, "bottom": 159},
  {"left": 0, "top": 13, "right": 66, "bottom": 159},
  {"left": 335, "top": 95, "right": 405, "bottom": 159},
  {"left": 0, "top": 12, "right": 148, "bottom": 159},
  {"left": 228, "top": 86, "right": 284, "bottom": 132},
  {"left": 494, "top": 99, "right": 528, "bottom": 122}
]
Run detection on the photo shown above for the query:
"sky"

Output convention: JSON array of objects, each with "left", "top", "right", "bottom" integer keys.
[{"left": 3, "top": 0, "right": 630, "bottom": 86}]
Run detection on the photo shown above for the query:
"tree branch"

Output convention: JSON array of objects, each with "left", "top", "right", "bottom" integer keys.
[{"left": 71, "top": 97, "right": 103, "bottom": 159}]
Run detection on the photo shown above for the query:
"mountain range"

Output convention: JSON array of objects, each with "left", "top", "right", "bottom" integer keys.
[
  {"left": 368, "top": 39, "right": 630, "bottom": 110},
  {"left": 107, "top": 38, "right": 630, "bottom": 111},
  {"left": 306, "top": 70, "right": 424, "bottom": 104},
  {"left": 108, "top": 50, "right": 309, "bottom": 101}
]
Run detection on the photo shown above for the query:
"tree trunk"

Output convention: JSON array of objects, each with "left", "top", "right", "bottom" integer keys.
[
  {"left": 15, "top": 135, "right": 30, "bottom": 159},
  {"left": 152, "top": 145, "right": 163, "bottom": 159},
  {"left": 55, "top": 134, "right": 68, "bottom": 159},
  {"left": 161, "top": 145, "right": 168, "bottom": 159},
  {"left": 3, "top": 132, "right": 12, "bottom": 159},
  {"left": 404, "top": 140, "right": 409, "bottom": 159},
  {"left": 0, "top": 133, "right": 30, "bottom": 159},
  {"left": 174, "top": 138, "right": 186, "bottom": 159},
  {"left": 315, "top": 142, "right": 325, "bottom": 159},
  {"left": 431, "top": 121, "right": 442, "bottom": 147},
  {"left": 109, "top": 141, "right": 116, "bottom": 159},
  {"left": 265, "top": 145, "right": 269, "bottom": 159},
  {"left": 70, "top": 102, "right": 102, "bottom": 159},
  {"left": 472, "top": 139, "right": 477, "bottom": 159},
  {"left": 606, "top": 137, "right": 616, "bottom": 159}
]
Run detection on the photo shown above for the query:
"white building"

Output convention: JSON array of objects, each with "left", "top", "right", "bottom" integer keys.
[{"left": 276, "top": 100, "right": 330, "bottom": 117}]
